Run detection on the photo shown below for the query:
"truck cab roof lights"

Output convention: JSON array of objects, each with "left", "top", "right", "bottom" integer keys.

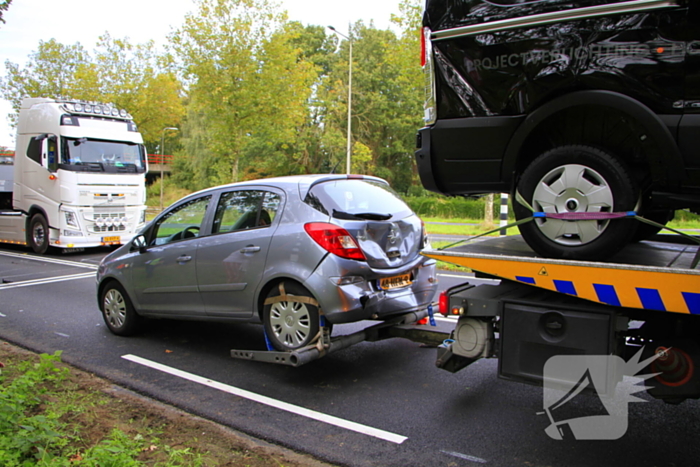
[{"left": 59, "top": 100, "right": 133, "bottom": 121}]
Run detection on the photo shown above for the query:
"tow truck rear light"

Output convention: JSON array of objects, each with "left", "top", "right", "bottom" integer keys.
[
  {"left": 439, "top": 290, "right": 464, "bottom": 316},
  {"left": 438, "top": 290, "right": 449, "bottom": 316},
  {"left": 304, "top": 222, "right": 366, "bottom": 261}
]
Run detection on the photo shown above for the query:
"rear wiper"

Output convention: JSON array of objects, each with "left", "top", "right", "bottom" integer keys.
[{"left": 332, "top": 209, "right": 392, "bottom": 221}]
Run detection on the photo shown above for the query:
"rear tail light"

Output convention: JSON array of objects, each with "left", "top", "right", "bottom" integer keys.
[{"left": 304, "top": 222, "right": 366, "bottom": 261}]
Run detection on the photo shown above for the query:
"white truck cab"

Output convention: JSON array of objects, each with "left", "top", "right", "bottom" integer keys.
[{"left": 0, "top": 97, "right": 148, "bottom": 253}]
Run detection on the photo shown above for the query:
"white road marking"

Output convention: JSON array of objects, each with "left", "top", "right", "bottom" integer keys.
[
  {"left": 0, "top": 272, "right": 96, "bottom": 290},
  {"left": 122, "top": 354, "right": 408, "bottom": 444},
  {"left": 0, "top": 251, "right": 99, "bottom": 269},
  {"left": 440, "top": 449, "right": 488, "bottom": 464}
]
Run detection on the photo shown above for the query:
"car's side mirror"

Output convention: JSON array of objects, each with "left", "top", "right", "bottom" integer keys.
[{"left": 131, "top": 234, "right": 148, "bottom": 253}]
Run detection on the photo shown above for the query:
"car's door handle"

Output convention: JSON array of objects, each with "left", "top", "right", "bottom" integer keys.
[
  {"left": 176, "top": 255, "right": 192, "bottom": 263},
  {"left": 240, "top": 245, "right": 261, "bottom": 254}
]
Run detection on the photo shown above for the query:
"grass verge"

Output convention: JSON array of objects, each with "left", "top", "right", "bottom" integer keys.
[{"left": 0, "top": 342, "right": 331, "bottom": 467}]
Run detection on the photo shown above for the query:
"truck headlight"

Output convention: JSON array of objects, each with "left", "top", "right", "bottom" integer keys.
[{"left": 64, "top": 210, "right": 79, "bottom": 228}]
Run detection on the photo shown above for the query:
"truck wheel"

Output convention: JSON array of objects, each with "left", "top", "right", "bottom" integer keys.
[
  {"left": 100, "top": 281, "right": 143, "bottom": 336},
  {"left": 513, "top": 145, "right": 638, "bottom": 261},
  {"left": 263, "top": 282, "right": 320, "bottom": 351},
  {"left": 28, "top": 213, "right": 50, "bottom": 254}
]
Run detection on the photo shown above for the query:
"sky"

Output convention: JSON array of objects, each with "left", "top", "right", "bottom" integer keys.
[{"left": 0, "top": 0, "right": 403, "bottom": 148}]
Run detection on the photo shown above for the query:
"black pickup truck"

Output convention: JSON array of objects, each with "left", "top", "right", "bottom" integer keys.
[{"left": 415, "top": 0, "right": 700, "bottom": 260}]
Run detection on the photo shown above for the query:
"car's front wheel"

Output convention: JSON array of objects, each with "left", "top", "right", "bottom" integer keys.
[
  {"left": 513, "top": 145, "right": 638, "bottom": 261},
  {"left": 28, "top": 213, "right": 49, "bottom": 254},
  {"left": 263, "top": 282, "right": 320, "bottom": 351},
  {"left": 100, "top": 281, "right": 143, "bottom": 336}
]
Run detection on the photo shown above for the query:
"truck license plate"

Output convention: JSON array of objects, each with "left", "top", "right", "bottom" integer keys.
[
  {"left": 102, "top": 236, "right": 121, "bottom": 243},
  {"left": 379, "top": 273, "right": 413, "bottom": 290}
]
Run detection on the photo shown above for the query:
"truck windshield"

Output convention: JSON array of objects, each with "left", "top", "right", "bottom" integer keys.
[{"left": 60, "top": 137, "right": 147, "bottom": 173}]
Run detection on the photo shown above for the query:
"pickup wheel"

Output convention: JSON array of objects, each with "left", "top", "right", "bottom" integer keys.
[
  {"left": 263, "top": 282, "right": 320, "bottom": 351},
  {"left": 28, "top": 213, "right": 50, "bottom": 254},
  {"left": 100, "top": 281, "right": 144, "bottom": 336},
  {"left": 513, "top": 145, "right": 638, "bottom": 261}
]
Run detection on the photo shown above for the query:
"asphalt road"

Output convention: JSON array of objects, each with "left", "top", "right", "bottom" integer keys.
[{"left": 1, "top": 245, "right": 699, "bottom": 467}]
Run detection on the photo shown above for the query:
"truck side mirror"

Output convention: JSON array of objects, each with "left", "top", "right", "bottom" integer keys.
[
  {"left": 40, "top": 136, "right": 58, "bottom": 172},
  {"left": 131, "top": 234, "right": 148, "bottom": 253}
]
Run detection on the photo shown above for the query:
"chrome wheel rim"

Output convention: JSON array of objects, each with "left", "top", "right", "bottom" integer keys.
[
  {"left": 32, "top": 222, "right": 46, "bottom": 247},
  {"left": 532, "top": 164, "right": 614, "bottom": 246},
  {"left": 269, "top": 299, "right": 311, "bottom": 349},
  {"left": 103, "top": 288, "right": 127, "bottom": 329}
]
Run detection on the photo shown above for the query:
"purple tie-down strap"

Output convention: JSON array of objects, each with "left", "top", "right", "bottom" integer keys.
[{"left": 533, "top": 211, "right": 636, "bottom": 220}]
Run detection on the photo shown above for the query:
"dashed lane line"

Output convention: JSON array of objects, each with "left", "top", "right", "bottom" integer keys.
[
  {"left": 0, "top": 272, "right": 96, "bottom": 290},
  {"left": 0, "top": 251, "right": 99, "bottom": 269}
]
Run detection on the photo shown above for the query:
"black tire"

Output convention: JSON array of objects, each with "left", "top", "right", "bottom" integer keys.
[
  {"left": 100, "top": 281, "right": 143, "bottom": 336},
  {"left": 28, "top": 213, "right": 50, "bottom": 254},
  {"left": 513, "top": 145, "right": 638, "bottom": 261},
  {"left": 263, "top": 282, "right": 320, "bottom": 351},
  {"left": 632, "top": 209, "right": 674, "bottom": 242}
]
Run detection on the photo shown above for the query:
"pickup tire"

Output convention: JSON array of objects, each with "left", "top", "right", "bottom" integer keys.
[
  {"left": 513, "top": 145, "right": 638, "bottom": 261},
  {"left": 28, "top": 213, "right": 49, "bottom": 254},
  {"left": 263, "top": 282, "right": 320, "bottom": 351}
]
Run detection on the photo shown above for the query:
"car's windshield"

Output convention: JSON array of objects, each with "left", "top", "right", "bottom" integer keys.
[
  {"left": 60, "top": 137, "right": 146, "bottom": 173},
  {"left": 305, "top": 180, "right": 413, "bottom": 220}
]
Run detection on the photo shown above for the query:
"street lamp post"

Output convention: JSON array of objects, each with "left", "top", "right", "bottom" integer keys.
[
  {"left": 159, "top": 127, "right": 179, "bottom": 211},
  {"left": 328, "top": 25, "right": 353, "bottom": 174}
]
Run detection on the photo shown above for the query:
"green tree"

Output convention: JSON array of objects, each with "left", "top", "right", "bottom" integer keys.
[
  {"left": 321, "top": 13, "right": 423, "bottom": 192},
  {"left": 0, "top": 0, "right": 13, "bottom": 25},
  {"left": 171, "top": 0, "right": 316, "bottom": 184},
  {"left": 0, "top": 39, "right": 89, "bottom": 126}
]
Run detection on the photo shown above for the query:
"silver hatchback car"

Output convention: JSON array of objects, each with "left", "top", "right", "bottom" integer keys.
[{"left": 96, "top": 174, "right": 438, "bottom": 351}]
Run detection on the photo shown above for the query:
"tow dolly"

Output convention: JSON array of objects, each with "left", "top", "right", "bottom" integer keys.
[{"left": 230, "top": 307, "right": 451, "bottom": 367}]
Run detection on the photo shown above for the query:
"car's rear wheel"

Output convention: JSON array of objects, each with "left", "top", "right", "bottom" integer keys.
[
  {"left": 100, "top": 281, "right": 143, "bottom": 336},
  {"left": 263, "top": 282, "right": 320, "bottom": 351},
  {"left": 513, "top": 145, "right": 638, "bottom": 260}
]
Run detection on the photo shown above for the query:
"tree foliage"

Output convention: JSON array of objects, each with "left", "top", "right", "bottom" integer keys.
[
  {"left": 171, "top": 0, "right": 318, "bottom": 184},
  {"left": 0, "top": 0, "right": 12, "bottom": 25}
]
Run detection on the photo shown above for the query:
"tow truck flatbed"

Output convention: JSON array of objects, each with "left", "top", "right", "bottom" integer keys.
[{"left": 424, "top": 235, "right": 700, "bottom": 315}]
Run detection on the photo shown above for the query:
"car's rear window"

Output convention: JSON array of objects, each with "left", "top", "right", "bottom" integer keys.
[{"left": 305, "top": 180, "right": 413, "bottom": 219}]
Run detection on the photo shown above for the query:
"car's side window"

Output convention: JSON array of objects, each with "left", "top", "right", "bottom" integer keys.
[
  {"left": 212, "top": 190, "right": 281, "bottom": 234},
  {"left": 151, "top": 195, "right": 211, "bottom": 246}
]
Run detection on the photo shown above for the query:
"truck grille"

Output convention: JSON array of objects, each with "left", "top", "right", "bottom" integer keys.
[{"left": 92, "top": 212, "right": 127, "bottom": 233}]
